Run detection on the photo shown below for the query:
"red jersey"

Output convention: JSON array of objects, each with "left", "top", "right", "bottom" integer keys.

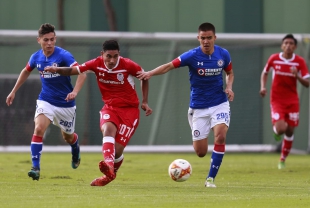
[
  {"left": 263, "top": 52, "right": 310, "bottom": 105},
  {"left": 77, "top": 56, "right": 143, "bottom": 108}
]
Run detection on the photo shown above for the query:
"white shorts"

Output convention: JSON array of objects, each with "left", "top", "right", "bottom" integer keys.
[
  {"left": 188, "top": 101, "right": 230, "bottom": 141},
  {"left": 35, "top": 100, "right": 76, "bottom": 134}
]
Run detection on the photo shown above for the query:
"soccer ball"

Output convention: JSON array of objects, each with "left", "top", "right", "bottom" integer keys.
[{"left": 168, "top": 159, "right": 192, "bottom": 182}]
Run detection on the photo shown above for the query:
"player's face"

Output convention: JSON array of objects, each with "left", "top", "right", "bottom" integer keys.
[
  {"left": 37, "top": 32, "right": 56, "bottom": 56},
  {"left": 281, "top": 38, "right": 296, "bottom": 55},
  {"left": 102, "top": 50, "right": 119, "bottom": 69},
  {"left": 197, "top": 31, "right": 216, "bottom": 55}
]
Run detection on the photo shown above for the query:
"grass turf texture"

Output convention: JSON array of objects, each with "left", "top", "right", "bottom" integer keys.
[{"left": 0, "top": 152, "right": 309, "bottom": 207}]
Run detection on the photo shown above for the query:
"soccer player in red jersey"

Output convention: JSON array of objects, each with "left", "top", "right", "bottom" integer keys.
[
  {"left": 45, "top": 40, "right": 153, "bottom": 186},
  {"left": 260, "top": 34, "right": 309, "bottom": 169}
]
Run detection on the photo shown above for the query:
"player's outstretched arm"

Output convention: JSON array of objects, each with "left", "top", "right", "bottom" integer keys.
[
  {"left": 137, "top": 62, "right": 175, "bottom": 80},
  {"left": 66, "top": 73, "right": 87, "bottom": 101},
  {"left": 260, "top": 70, "right": 268, "bottom": 97},
  {"left": 225, "top": 69, "right": 234, "bottom": 102},
  {"left": 44, "top": 66, "right": 79, "bottom": 76},
  {"left": 6, "top": 68, "right": 31, "bottom": 106},
  {"left": 140, "top": 79, "right": 153, "bottom": 116}
]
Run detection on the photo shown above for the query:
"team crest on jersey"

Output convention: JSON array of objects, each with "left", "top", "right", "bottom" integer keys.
[
  {"left": 52, "top": 63, "right": 58, "bottom": 67},
  {"left": 103, "top": 114, "right": 110, "bottom": 119},
  {"left": 117, "top": 73, "right": 124, "bottom": 82},
  {"left": 194, "top": 130, "right": 200, "bottom": 137},
  {"left": 217, "top": 59, "right": 224, "bottom": 67}
]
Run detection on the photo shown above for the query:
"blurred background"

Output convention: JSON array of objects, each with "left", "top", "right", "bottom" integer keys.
[{"left": 0, "top": 0, "right": 310, "bottom": 152}]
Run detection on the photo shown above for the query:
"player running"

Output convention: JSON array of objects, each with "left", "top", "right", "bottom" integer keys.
[
  {"left": 260, "top": 34, "right": 309, "bottom": 169},
  {"left": 44, "top": 39, "right": 152, "bottom": 186},
  {"left": 6, "top": 23, "right": 86, "bottom": 180},
  {"left": 137, "top": 22, "right": 234, "bottom": 188}
]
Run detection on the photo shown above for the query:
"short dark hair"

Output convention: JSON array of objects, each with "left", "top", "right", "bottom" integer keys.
[
  {"left": 102, "top": 40, "right": 120, "bottom": 51},
  {"left": 198, "top": 22, "right": 216, "bottom": 34},
  {"left": 38, "top": 23, "right": 55, "bottom": 37},
  {"left": 282, "top": 34, "right": 297, "bottom": 45}
]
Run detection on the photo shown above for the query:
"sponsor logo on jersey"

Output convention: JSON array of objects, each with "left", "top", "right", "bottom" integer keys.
[
  {"left": 99, "top": 72, "right": 125, "bottom": 84},
  {"left": 98, "top": 72, "right": 104, "bottom": 76},
  {"left": 39, "top": 71, "right": 60, "bottom": 78},
  {"left": 197, "top": 62, "right": 203, "bottom": 66},
  {"left": 99, "top": 78, "right": 124, "bottom": 84},
  {"left": 217, "top": 59, "right": 224, "bottom": 67},
  {"left": 197, "top": 68, "right": 222, "bottom": 76},
  {"left": 275, "top": 71, "right": 295, "bottom": 77},
  {"left": 198, "top": 69, "right": 205, "bottom": 75}
]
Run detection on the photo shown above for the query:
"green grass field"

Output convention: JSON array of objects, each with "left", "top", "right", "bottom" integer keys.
[{"left": 0, "top": 152, "right": 309, "bottom": 207}]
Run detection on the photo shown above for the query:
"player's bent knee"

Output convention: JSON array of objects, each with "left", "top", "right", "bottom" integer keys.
[
  {"left": 195, "top": 148, "right": 207, "bottom": 157},
  {"left": 196, "top": 152, "right": 207, "bottom": 158},
  {"left": 34, "top": 126, "right": 46, "bottom": 136}
]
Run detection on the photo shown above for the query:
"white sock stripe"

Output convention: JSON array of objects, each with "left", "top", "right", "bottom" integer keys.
[
  {"left": 213, "top": 150, "right": 225, "bottom": 154},
  {"left": 102, "top": 136, "right": 115, "bottom": 144},
  {"left": 284, "top": 134, "right": 294, "bottom": 141},
  {"left": 31, "top": 142, "right": 43, "bottom": 144},
  {"left": 114, "top": 154, "right": 124, "bottom": 163}
]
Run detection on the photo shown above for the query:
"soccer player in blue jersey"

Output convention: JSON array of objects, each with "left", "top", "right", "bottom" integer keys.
[
  {"left": 138, "top": 22, "right": 234, "bottom": 187},
  {"left": 6, "top": 23, "right": 87, "bottom": 181}
]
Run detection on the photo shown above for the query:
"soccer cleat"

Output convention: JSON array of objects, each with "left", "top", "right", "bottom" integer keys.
[
  {"left": 205, "top": 177, "right": 216, "bottom": 188},
  {"left": 274, "top": 133, "right": 282, "bottom": 142},
  {"left": 71, "top": 153, "right": 81, "bottom": 169},
  {"left": 28, "top": 167, "right": 40, "bottom": 181},
  {"left": 99, "top": 160, "right": 114, "bottom": 177},
  {"left": 99, "top": 160, "right": 116, "bottom": 180},
  {"left": 90, "top": 175, "right": 113, "bottom": 186},
  {"left": 278, "top": 161, "right": 285, "bottom": 169}
]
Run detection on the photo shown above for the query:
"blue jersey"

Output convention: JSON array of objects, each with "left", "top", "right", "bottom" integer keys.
[
  {"left": 26, "top": 46, "right": 78, "bottom": 107},
  {"left": 172, "top": 45, "right": 232, "bottom": 109}
]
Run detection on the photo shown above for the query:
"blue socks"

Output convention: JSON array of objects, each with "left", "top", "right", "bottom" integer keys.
[
  {"left": 207, "top": 144, "right": 225, "bottom": 179},
  {"left": 70, "top": 133, "right": 80, "bottom": 157},
  {"left": 30, "top": 135, "right": 43, "bottom": 170}
]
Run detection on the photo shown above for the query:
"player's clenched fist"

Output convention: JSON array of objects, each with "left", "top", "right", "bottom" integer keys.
[{"left": 44, "top": 66, "right": 58, "bottom": 73}]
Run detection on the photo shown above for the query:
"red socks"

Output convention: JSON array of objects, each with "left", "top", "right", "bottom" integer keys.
[
  {"left": 114, "top": 155, "right": 124, "bottom": 174},
  {"left": 280, "top": 135, "right": 294, "bottom": 162}
]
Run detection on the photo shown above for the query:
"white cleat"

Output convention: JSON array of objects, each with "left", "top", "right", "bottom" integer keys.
[{"left": 205, "top": 177, "right": 216, "bottom": 188}]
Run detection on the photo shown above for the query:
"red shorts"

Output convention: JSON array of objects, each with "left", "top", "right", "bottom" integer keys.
[
  {"left": 99, "top": 105, "right": 140, "bottom": 146},
  {"left": 270, "top": 102, "right": 299, "bottom": 127}
]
